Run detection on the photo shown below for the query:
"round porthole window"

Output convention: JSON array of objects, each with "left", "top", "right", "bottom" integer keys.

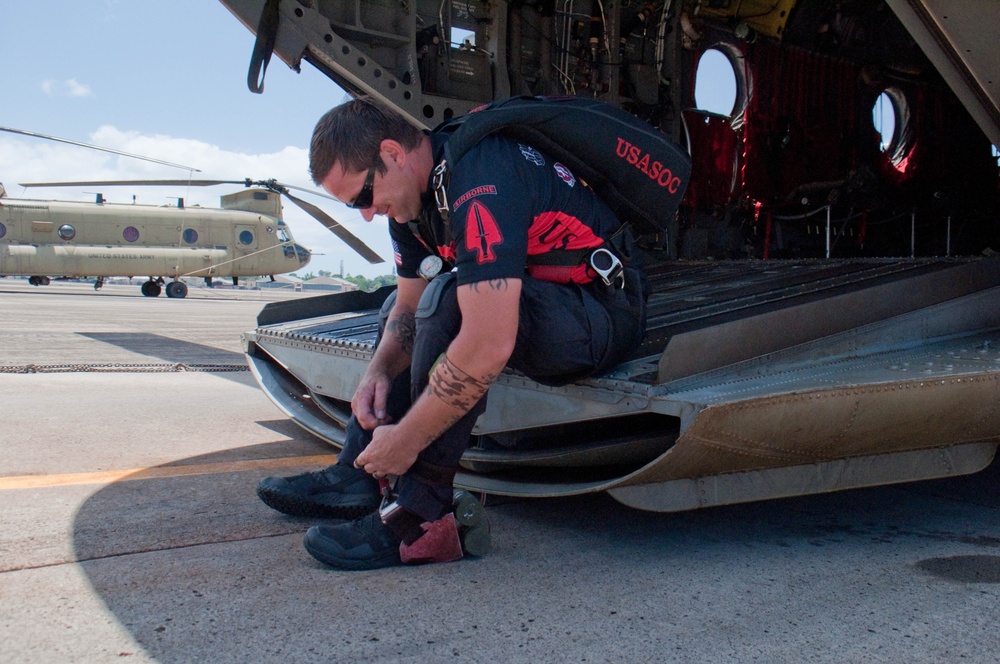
[
  {"left": 694, "top": 47, "right": 740, "bottom": 117},
  {"left": 123, "top": 226, "right": 140, "bottom": 243},
  {"left": 873, "top": 92, "right": 897, "bottom": 152},
  {"left": 873, "top": 87, "right": 911, "bottom": 167},
  {"left": 183, "top": 228, "right": 199, "bottom": 244},
  {"left": 0, "top": 223, "right": 6, "bottom": 240},
  {"left": 239, "top": 230, "right": 255, "bottom": 245},
  {"left": 58, "top": 224, "right": 76, "bottom": 240}
]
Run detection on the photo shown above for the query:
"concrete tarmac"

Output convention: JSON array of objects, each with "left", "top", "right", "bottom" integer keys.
[{"left": 2, "top": 280, "right": 1000, "bottom": 663}]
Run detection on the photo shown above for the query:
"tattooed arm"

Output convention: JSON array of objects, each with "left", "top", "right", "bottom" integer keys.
[
  {"left": 354, "top": 277, "right": 521, "bottom": 477},
  {"left": 351, "top": 275, "right": 427, "bottom": 430}
]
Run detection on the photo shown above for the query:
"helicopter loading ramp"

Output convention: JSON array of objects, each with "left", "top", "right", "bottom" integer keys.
[{"left": 243, "top": 257, "right": 1000, "bottom": 512}]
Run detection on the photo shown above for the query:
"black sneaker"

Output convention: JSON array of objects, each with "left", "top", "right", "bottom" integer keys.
[
  {"left": 256, "top": 464, "right": 380, "bottom": 518},
  {"left": 304, "top": 512, "right": 402, "bottom": 570}
]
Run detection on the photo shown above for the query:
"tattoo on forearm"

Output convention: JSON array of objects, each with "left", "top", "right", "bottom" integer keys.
[
  {"left": 428, "top": 353, "right": 496, "bottom": 412},
  {"left": 471, "top": 278, "right": 509, "bottom": 293},
  {"left": 387, "top": 312, "right": 416, "bottom": 355}
]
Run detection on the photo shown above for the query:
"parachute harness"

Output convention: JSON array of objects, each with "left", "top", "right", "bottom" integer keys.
[{"left": 432, "top": 159, "right": 450, "bottom": 222}]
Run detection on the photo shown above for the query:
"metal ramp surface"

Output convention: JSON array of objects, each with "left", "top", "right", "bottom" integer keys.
[{"left": 244, "top": 257, "right": 1000, "bottom": 511}]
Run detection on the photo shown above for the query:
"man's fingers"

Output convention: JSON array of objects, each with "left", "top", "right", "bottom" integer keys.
[
  {"left": 353, "top": 450, "right": 369, "bottom": 470},
  {"left": 372, "top": 381, "right": 390, "bottom": 423},
  {"left": 352, "top": 385, "right": 379, "bottom": 429}
]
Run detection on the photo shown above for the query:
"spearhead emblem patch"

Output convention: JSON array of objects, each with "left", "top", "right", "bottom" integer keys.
[{"left": 466, "top": 201, "right": 503, "bottom": 264}]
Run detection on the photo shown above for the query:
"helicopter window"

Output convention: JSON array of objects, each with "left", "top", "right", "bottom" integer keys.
[
  {"left": 58, "top": 224, "right": 76, "bottom": 241},
  {"left": 694, "top": 47, "right": 739, "bottom": 117},
  {"left": 183, "top": 228, "right": 199, "bottom": 244},
  {"left": 873, "top": 92, "right": 897, "bottom": 152},
  {"left": 123, "top": 226, "right": 140, "bottom": 243},
  {"left": 277, "top": 228, "right": 291, "bottom": 243},
  {"left": 239, "top": 230, "right": 255, "bottom": 245},
  {"left": 0, "top": 223, "right": 6, "bottom": 240},
  {"left": 452, "top": 27, "right": 475, "bottom": 48},
  {"left": 992, "top": 145, "right": 999, "bottom": 168},
  {"left": 873, "top": 87, "right": 911, "bottom": 168}
]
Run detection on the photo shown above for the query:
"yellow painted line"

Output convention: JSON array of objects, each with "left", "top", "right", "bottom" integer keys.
[{"left": 0, "top": 454, "right": 338, "bottom": 491}]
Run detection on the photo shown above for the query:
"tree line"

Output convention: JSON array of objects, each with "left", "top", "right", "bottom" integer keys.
[{"left": 291, "top": 270, "right": 398, "bottom": 292}]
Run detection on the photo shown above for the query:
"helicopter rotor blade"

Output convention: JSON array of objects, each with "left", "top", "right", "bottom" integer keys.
[
  {"left": 282, "top": 190, "right": 384, "bottom": 264},
  {"left": 19, "top": 179, "right": 243, "bottom": 188},
  {"left": 241, "top": 178, "right": 341, "bottom": 203},
  {"left": 0, "top": 126, "right": 201, "bottom": 172},
  {"left": 272, "top": 181, "right": 341, "bottom": 202},
  {"left": 21, "top": 178, "right": 341, "bottom": 203}
]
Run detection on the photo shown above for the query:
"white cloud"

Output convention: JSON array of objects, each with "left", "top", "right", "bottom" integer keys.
[
  {"left": 65, "top": 78, "right": 93, "bottom": 98},
  {"left": 39, "top": 78, "right": 94, "bottom": 98},
  {"left": 0, "top": 127, "right": 393, "bottom": 277}
]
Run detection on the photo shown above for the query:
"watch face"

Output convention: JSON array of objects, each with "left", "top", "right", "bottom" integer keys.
[{"left": 419, "top": 255, "right": 444, "bottom": 280}]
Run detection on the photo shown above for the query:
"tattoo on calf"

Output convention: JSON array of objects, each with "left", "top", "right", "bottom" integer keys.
[
  {"left": 428, "top": 353, "right": 496, "bottom": 412},
  {"left": 387, "top": 312, "right": 416, "bottom": 355}
]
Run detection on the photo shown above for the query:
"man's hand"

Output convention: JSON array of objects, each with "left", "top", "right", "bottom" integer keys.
[
  {"left": 353, "top": 277, "right": 521, "bottom": 478},
  {"left": 351, "top": 371, "right": 393, "bottom": 431},
  {"left": 350, "top": 276, "right": 426, "bottom": 430},
  {"left": 353, "top": 424, "right": 421, "bottom": 478}
]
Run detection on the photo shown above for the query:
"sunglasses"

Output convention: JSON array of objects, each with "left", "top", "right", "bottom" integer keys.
[{"left": 345, "top": 165, "right": 376, "bottom": 210}]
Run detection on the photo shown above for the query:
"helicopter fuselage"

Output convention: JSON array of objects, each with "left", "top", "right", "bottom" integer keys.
[{"left": 0, "top": 188, "right": 310, "bottom": 295}]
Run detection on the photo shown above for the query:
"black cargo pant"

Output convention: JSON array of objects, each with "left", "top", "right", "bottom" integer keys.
[{"left": 336, "top": 267, "right": 646, "bottom": 522}]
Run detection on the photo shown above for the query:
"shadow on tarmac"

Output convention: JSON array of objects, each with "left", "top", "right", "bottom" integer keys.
[
  {"left": 71, "top": 445, "right": 1000, "bottom": 662},
  {"left": 78, "top": 332, "right": 249, "bottom": 383}
]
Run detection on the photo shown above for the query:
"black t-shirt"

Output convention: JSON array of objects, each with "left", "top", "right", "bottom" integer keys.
[{"left": 389, "top": 134, "right": 621, "bottom": 286}]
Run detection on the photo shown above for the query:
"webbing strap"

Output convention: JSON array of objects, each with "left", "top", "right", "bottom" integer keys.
[
  {"left": 247, "top": 0, "right": 281, "bottom": 94},
  {"left": 525, "top": 246, "right": 597, "bottom": 266},
  {"left": 410, "top": 458, "right": 458, "bottom": 486}
]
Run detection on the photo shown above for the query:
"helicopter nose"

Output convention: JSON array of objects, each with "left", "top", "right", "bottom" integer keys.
[{"left": 295, "top": 243, "right": 311, "bottom": 265}]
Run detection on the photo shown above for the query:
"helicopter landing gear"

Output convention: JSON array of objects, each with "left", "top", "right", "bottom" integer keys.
[
  {"left": 94, "top": 277, "right": 104, "bottom": 291},
  {"left": 165, "top": 281, "right": 188, "bottom": 299},
  {"left": 140, "top": 280, "right": 161, "bottom": 297},
  {"left": 28, "top": 276, "right": 51, "bottom": 286}
]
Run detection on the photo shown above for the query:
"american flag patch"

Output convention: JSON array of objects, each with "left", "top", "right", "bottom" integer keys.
[{"left": 391, "top": 238, "right": 403, "bottom": 266}]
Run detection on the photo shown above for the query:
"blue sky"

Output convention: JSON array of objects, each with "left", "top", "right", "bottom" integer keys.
[{"left": 0, "top": 0, "right": 393, "bottom": 277}]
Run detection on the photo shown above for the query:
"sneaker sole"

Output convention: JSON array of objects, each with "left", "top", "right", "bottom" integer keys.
[{"left": 256, "top": 486, "right": 378, "bottom": 519}]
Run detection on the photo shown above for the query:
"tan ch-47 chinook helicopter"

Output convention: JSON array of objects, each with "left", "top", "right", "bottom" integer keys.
[
  {"left": 0, "top": 127, "right": 385, "bottom": 298},
  {"left": 222, "top": 0, "right": 1000, "bottom": 513}
]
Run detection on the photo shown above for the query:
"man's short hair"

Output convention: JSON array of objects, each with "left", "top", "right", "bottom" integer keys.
[{"left": 309, "top": 98, "right": 424, "bottom": 185}]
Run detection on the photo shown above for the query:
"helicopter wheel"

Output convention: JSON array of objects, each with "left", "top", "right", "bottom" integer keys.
[
  {"left": 165, "top": 281, "right": 188, "bottom": 299},
  {"left": 141, "top": 280, "right": 161, "bottom": 297}
]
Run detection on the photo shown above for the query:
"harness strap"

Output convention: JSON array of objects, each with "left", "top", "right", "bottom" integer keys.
[
  {"left": 524, "top": 247, "right": 597, "bottom": 266},
  {"left": 432, "top": 159, "right": 450, "bottom": 222},
  {"left": 410, "top": 458, "right": 459, "bottom": 486},
  {"left": 247, "top": 0, "right": 281, "bottom": 94}
]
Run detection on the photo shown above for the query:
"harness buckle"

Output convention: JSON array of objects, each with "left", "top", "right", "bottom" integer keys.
[
  {"left": 432, "top": 159, "right": 449, "bottom": 221},
  {"left": 589, "top": 247, "right": 625, "bottom": 288}
]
